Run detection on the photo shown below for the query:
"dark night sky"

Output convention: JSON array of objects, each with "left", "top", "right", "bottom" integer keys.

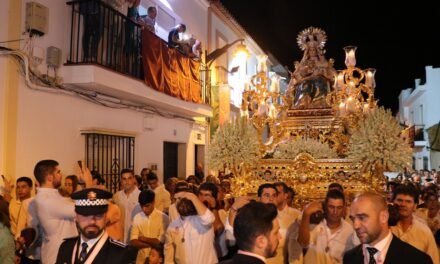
[{"left": 219, "top": 0, "right": 440, "bottom": 112}]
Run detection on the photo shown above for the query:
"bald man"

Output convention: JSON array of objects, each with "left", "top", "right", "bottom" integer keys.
[{"left": 344, "top": 192, "right": 432, "bottom": 264}]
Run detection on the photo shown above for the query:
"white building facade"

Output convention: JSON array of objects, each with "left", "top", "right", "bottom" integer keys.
[
  {"left": 0, "top": 0, "right": 280, "bottom": 189},
  {"left": 398, "top": 66, "right": 440, "bottom": 171}
]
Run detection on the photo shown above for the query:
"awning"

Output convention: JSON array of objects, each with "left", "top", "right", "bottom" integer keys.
[{"left": 427, "top": 122, "right": 440, "bottom": 151}]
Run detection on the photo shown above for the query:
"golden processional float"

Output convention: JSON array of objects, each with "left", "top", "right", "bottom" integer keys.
[{"left": 208, "top": 27, "right": 412, "bottom": 205}]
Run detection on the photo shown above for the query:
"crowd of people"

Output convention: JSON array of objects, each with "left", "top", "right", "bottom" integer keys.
[{"left": 1, "top": 163, "right": 440, "bottom": 264}]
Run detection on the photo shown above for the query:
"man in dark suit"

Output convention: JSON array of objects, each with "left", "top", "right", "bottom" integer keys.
[
  {"left": 344, "top": 192, "right": 432, "bottom": 264},
  {"left": 56, "top": 188, "right": 136, "bottom": 264},
  {"left": 221, "top": 202, "right": 280, "bottom": 264}
]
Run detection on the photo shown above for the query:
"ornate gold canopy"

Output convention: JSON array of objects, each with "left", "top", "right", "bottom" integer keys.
[{"left": 234, "top": 27, "right": 381, "bottom": 202}]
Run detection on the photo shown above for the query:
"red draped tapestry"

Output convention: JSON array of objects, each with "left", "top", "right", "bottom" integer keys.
[{"left": 142, "top": 29, "right": 202, "bottom": 103}]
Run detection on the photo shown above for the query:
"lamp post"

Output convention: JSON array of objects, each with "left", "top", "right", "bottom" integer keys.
[{"left": 202, "top": 38, "right": 248, "bottom": 104}]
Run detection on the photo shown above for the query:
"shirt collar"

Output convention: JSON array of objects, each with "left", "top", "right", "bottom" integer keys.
[
  {"left": 80, "top": 230, "right": 105, "bottom": 250},
  {"left": 362, "top": 230, "right": 393, "bottom": 263},
  {"left": 237, "top": 250, "right": 266, "bottom": 263}
]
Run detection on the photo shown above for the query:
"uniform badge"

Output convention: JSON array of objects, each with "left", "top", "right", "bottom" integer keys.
[{"left": 87, "top": 191, "right": 97, "bottom": 201}]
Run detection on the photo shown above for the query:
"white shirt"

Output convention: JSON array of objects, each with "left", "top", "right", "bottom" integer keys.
[
  {"left": 305, "top": 219, "right": 359, "bottom": 264},
  {"left": 114, "top": 188, "right": 142, "bottom": 243},
  {"left": 391, "top": 218, "right": 440, "bottom": 264},
  {"left": 168, "top": 203, "right": 180, "bottom": 223},
  {"left": 267, "top": 205, "right": 301, "bottom": 264},
  {"left": 362, "top": 231, "right": 392, "bottom": 264},
  {"left": 130, "top": 209, "right": 170, "bottom": 264},
  {"left": 164, "top": 210, "right": 217, "bottom": 264},
  {"left": 153, "top": 184, "right": 171, "bottom": 213},
  {"left": 34, "top": 188, "right": 77, "bottom": 264}
]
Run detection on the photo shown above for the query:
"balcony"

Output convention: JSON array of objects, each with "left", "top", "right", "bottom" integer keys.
[{"left": 64, "top": 0, "right": 211, "bottom": 118}]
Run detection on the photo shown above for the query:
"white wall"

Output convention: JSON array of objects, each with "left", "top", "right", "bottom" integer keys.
[
  {"left": 398, "top": 66, "right": 440, "bottom": 170},
  {"left": 0, "top": 0, "right": 209, "bottom": 182}
]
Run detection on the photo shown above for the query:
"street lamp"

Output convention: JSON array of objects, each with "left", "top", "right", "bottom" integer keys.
[
  {"left": 205, "top": 38, "right": 248, "bottom": 67},
  {"left": 202, "top": 39, "right": 249, "bottom": 104}
]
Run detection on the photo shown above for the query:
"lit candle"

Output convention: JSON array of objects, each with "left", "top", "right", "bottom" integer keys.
[
  {"left": 339, "top": 102, "right": 346, "bottom": 116},
  {"left": 344, "top": 46, "right": 357, "bottom": 67},
  {"left": 269, "top": 104, "right": 277, "bottom": 119},
  {"left": 365, "top": 68, "right": 376, "bottom": 88},
  {"left": 363, "top": 103, "right": 369, "bottom": 113},
  {"left": 270, "top": 75, "right": 280, "bottom": 93},
  {"left": 336, "top": 72, "right": 345, "bottom": 89},
  {"left": 346, "top": 97, "right": 355, "bottom": 112}
]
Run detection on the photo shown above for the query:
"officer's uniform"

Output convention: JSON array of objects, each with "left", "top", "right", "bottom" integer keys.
[{"left": 55, "top": 188, "right": 137, "bottom": 264}]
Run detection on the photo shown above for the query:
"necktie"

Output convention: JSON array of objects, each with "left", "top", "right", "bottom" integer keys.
[
  {"left": 79, "top": 242, "right": 88, "bottom": 262},
  {"left": 366, "top": 247, "right": 378, "bottom": 264}
]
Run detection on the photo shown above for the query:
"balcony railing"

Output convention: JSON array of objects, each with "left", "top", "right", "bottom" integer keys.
[
  {"left": 66, "top": 0, "right": 143, "bottom": 78},
  {"left": 66, "top": 0, "right": 208, "bottom": 104}
]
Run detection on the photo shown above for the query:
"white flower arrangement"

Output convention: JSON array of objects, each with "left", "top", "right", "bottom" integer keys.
[
  {"left": 348, "top": 107, "right": 412, "bottom": 173},
  {"left": 208, "top": 117, "right": 260, "bottom": 176}
]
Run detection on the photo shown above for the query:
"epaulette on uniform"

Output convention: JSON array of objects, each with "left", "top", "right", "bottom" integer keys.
[
  {"left": 63, "top": 236, "right": 79, "bottom": 241},
  {"left": 109, "top": 238, "right": 126, "bottom": 248}
]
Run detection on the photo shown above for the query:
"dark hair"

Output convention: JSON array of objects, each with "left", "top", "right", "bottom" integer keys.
[
  {"left": 273, "top": 182, "right": 289, "bottom": 193},
  {"left": 147, "top": 171, "right": 159, "bottom": 182},
  {"left": 388, "top": 203, "right": 400, "bottom": 226},
  {"left": 120, "top": 168, "right": 134, "bottom": 177},
  {"left": 16, "top": 177, "right": 33, "bottom": 188},
  {"left": 175, "top": 181, "right": 190, "bottom": 194},
  {"left": 150, "top": 243, "right": 164, "bottom": 259},
  {"left": 186, "top": 175, "right": 200, "bottom": 185},
  {"left": 198, "top": 182, "right": 219, "bottom": 199},
  {"left": 325, "top": 189, "right": 345, "bottom": 205},
  {"left": 65, "top": 175, "right": 79, "bottom": 192},
  {"left": 34, "top": 160, "right": 59, "bottom": 184},
  {"left": 140, "top": 168, "right": 150, "bottom": 176},
  {"left": 257, "top": 183, "right": 278, "bottom": 197},
  {"left": 139, "top": 189, "right": 155, "bottom": 205},
  {"left": 91, "top": 170, "right": 105, "bottom": 185},
  {"left": 179, "top": 23, "right": 186, "bottom": 31},
  {"left": 392, "top": 184, "right": 419, "bottom": 204},
  {"left": 264, "top": 170, "right": 272, "bottom": 175},
  {"left": 234, "top": 202, "right": 278, "bottom": 251},
  {"left": 328, "top": 182, "right": 344, "bottom": 192},
  {"left": 286, "top": 187, "right": 295, "bottom": 198},
  {"left": 135, "top": 175, "right": 142, "bottom": 187},
  {"left": 147, "top": 6, "right": 156, "bottom": 13}
]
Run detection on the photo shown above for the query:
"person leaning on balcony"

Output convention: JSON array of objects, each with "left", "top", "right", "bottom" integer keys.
[
  {"left": 168, "top": 24, "right": 187, "bottom": 50},
  {"left": 139, "top": 6, "right": 157, "bottom": 33}
]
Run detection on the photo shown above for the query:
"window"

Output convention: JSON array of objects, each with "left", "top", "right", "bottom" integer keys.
[{"left": 83, "top": 133, "right": 135, "bottom": 193}]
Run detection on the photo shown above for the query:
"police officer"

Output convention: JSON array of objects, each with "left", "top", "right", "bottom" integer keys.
[{"left": 56, "top": 188, "right": 137, "bottom": 264}]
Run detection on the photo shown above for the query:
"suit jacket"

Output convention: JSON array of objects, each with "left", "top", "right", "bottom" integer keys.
[
  {"left": 55, "top": 235, "right": 137, "bottom": 264},
  {"left": 220, "top": 253, "right": 266, "bottom": 264},
  {"left": 343, "top": 234, "right": 433, "bottom": 264}
]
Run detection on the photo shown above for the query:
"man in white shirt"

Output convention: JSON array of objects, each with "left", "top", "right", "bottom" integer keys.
[
  {"left": 391, "top": 185, "right": 439, "bottom": 264},
  {"left": 33, "top": 159, "right": 91, "bottom": 264},
  {"left": 298, "top": 189, "right": 358, "bottom": 263},
  {"left": 130, "top": 190, "right": 169, "bottom": 264},
  {"left": 146, "top": 172, "right": 171, "bottom": 213},
  {"left": 164, "top": 190, "right": 217, "bottom": 264},
  {"left": 113, "top": 168, "right": 142, "bottom": 243},
  {"left": 272, "top": 182, "right": 301, "bottom": 264},
  {"left": 344, "top": 192, "right": 432, "bottom": 264},
  {"left": 9, "top": 176, "right": 33, "bottom": 237}
]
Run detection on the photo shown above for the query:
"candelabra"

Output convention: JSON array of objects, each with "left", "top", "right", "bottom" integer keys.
[
  {"left": 241, "top": 55, "right": 288, "bottom": 154},
  {"left": 328, "top": 46, "right": 377, "bottom": 119}
]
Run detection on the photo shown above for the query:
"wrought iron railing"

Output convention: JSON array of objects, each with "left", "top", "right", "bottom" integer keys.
[
  {"left": 66, "top": 0, "right": 210, "bottom": 104},
  {"left": 83, "top": 133, "right": 135, "bottom": 193},
  {"left": 66, "top": 0, "right": 143, "bottom": 78}
]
